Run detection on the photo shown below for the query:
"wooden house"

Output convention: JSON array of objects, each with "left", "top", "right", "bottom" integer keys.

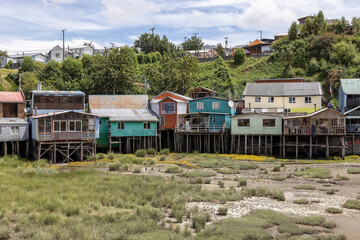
[
  {"left": 188, "top": 87, "right": 217, "bottom": 99},
  {"left": 282, "top": 108, "right": 346, "bottom": 159},
  {"left": 30, "top": 111, "right": 98, "bottom": 162},
  {"left": 243, "top": 81, "right": 323, "bottom": 114},
  {"left": 89, "top": 95, "right": 158, "bottom": 153},
  {"left": 30, "top": 89, "right": 85, "bottom": 115},
  {"left": 339, "top": 79, "right": 360, "bottom": 114},
  {"left": 230, "top": 113, "right": 283, "bottom": 155},
  {"left": 0, "top": 91, "right": 29, "bottom": 157},
  {"left": 243, "top": 39, "right": 274, "bottom": 57}
]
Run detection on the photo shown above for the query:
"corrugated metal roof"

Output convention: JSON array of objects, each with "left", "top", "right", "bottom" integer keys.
[
  {"left": 151, "top": 91, "right": 192, "bottom": 101},
  {"left": 0, "top": 91, "right": 25, "bottom": 102},
  {"left": 283, "top": 108, "right": 345, "bottom": 119},
  {"left": 89, "top": 95, "right": 148, "bottom": 109},
  {"left": 0, "top": 118, "right": 28, "bottom": 124},
  {"left": 30, "top": 110, "right": 97, "bottom": 119},
  {"left": 151, "top": 96, "right": 186, "bottom": 104},
  {"left": 188, "top": 86, "right": 217, "bottom": 93},
  {"left": 92, "top": 109, "right": 158, "bottom": 122},
  {"left": 32, "top": 90, "right": 85, "bottom": 96},
  {"left": 340, "top": 79, "right": 360, "bottom": 94},
  {"left": 243, "top": 82, "right": 323, "bottom": 96}
]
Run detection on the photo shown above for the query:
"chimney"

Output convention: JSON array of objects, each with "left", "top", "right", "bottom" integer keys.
[
  {"left": 314, "top": 104, "right": 317, "bottom": 111},
  {"left": 248, "top": 103, "right": 251, "bottom": 110},
  {"left": 37, "top": 82, "right": 42, "bottom": 91}
]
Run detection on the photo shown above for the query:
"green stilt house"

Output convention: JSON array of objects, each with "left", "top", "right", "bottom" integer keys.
[{"left": 89, "top": 95, "right": 158, "bottom": 153}]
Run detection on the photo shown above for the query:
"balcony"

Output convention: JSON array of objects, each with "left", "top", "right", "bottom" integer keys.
[
  {"left": 175, "top": 124, "right": 225, "bottom": 133},
  {"left": 284, "top": 126, "right": 345, "bottom": 135}
]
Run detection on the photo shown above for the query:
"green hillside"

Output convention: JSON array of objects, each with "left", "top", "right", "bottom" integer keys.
[{"left": 0, "top": 69, "right": 17, "bottom": 90}]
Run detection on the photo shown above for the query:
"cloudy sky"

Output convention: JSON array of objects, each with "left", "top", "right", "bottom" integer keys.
[{"left": 0, "top": 0, "right": 359, "bottom": 53}]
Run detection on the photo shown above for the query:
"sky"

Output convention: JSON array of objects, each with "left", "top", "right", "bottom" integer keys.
[{"left": 0, "top": 0, "right": 359, "bottom": 54}]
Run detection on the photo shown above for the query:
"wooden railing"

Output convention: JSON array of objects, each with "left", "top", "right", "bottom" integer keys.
[
  {"left": 284, "top": 126, "right": 345, "bottom": 135},
  {"left": 175, "top": 124, "right": 225, "bottom": 133}
]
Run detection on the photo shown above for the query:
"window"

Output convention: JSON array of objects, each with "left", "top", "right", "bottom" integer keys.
[
  {"left": 117, "top": 122, "right": 124, "bottom": 129},
  {"left": 161, "top": 102, "right": 175, "bottom": 114},
  {"left": 263, "top": 119, "right": 276, "bottom": 127},
  {"left": 268, "top": 97, "right": 274, "bottom": 103},
  {"left": 143, "top": 122, "right": 151, "bottom": 129},
  {"left": 69, "top": 120, "right": 82, "bottom": 132},
  {"left": 160, "top": 115, "right": 165, "bottom": 126},
  {"left": 289, "top": 97, "right": 296, "bottom": 103},
  {"left": 237, "top": 119, "right": 250, "bottom": 127},
  {"left": 3, "top": 103, "right": 18, "bottom": 118},
  {"left": 53, "top": 120, "right": 67, "bottom": 132},
  {"left": 212, "top": 102, "right": 220, "bottom": 110},
  {"left": 197, "top": 102, "right": 204, "bottom": 110},
  {"left": 305, "top": 96, "right": 312, "bottom": 103},
  {"left": 10, "top": 126, "right": 19, "bottom": 135},
  {"left": 106, "top": 120, "right": 111, "bottom": 126},
  {"left": 255, "top": 96, "right": 261, "bottom": 102},
  {"left": 99, "top": 120, "right": 102, "bottom": 125},
  {"left": 55, "top": 53, "right": 60, "bottom": 58}
]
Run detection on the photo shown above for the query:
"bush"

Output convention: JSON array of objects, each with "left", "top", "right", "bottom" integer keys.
[
  {"left": 204, "top": 179, "right": 211, "bottom": 184},
  {"left": 233, "top": 48, "right": 245, "bottom": 65},
  {"left": 270, "top": 176, "right": 286, "bottom": 181},
  {"left": 146, "top": 148, "right": 156, "bottom": 155},
  {"left": 343, "top": 200, "right": 360, "bottom": 210},
  {"left": 217, "top": 207, "right": 228, "bottom": 216},
  {"left": 165, "top": 166, "right": 183, "bottom": 174},
  {"left": 293, "top": 185, "right": 316, "bottom": 190},
  {"left": 135, "top": 149, "right": 146, "bottom": 157},
  {"left": 336, "top": 175, "right": 349, "bottom": 180},
  {"left": 160, "top": 148, "right": 170, "bottom": 155},
  {"left": 189, "top": 177, "right": 203, "bottom": 184},
  {"left": 236, "top": 178, "right": 247, "bottom": 187},
  {"left": 273, "top": 166, "right": 281, "bottom": 172},
  {"left": 132, "top": 167, "right": 141, "bottom": 173},
  {"left": 63, "top": 206, "right": 80, "bottom": 216},
  {"left": 326, "top": 208, "right": 343, "bottom": 214},
  {"left": 218, "top": 180, "right": 224, "bottom": 188},
  {"left": 107, "top": 153, "right": 115, "bottom": 160},
  {"left": 96, "top": 153, "right": 105, "bottom": 160},
  {"left": 109, "top": 162, "right": 121, "bottom": 171},
  {"left": 87, "top": 155, "right": 95, "bottom": 161},
  {"left": 308, "top": 57, "right": 320, "bottom": 74},
  {"left": 293, "top": 199, "right": 309, "bottom": 204},
  {"left": 159, "top": 155, "right": 166, "bottom": 161},
  {"left": 192, "top": 213, "right": 207, "bottom": 231},
  {"left": 347, "top": 168, "right": 360, "bottom": 174}
]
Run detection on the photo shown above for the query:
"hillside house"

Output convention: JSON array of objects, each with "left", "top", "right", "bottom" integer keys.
[
  {"left": 89, "top": 95, "right": 158, "bottom": 153},
  {"left": 0, "top": 91, "right": 29, "bottom": 157},
  {"left": 339, "top": 79, "right": 360, "bottom": 114},
  {"left": 243, "top": 39, "right": 274, "bottom": 57},
  {"left": 188, "top": 87, "right": 217, "bottom": 99},
  {"left": 243, "top": 81, "right": 323, "bottom": 113}
]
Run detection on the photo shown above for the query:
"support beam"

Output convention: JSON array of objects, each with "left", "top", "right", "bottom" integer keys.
[
  {"left": 309, "top": 136, "right": 312, "bottom": 159},
  {"left": 258, "top": 135, "right": 261, "bottom": 155},
  {"left": 245, "top": 135, "right": 248, "bottom": 155},
  {"left": 282, "top": 135, "right": 286, "bottom": 158},
  {"left": 237, "top": 135, "right": 240, "bottom": 154},
  {"left": 270, "top": 135, "right": 273, "bottom": 156},
  {"left": 296, "top": 135, "right": 298, "bottom": 159},
  {"left": 265, "top": 136, "right": 268, "bottom": 155},
  {"left": 326, "top": 135, "right": 329, "bottom": 159},
  {"left": 251, "top": 135, "right": 254, "bottom": 155},
  {"left": 352, "top": 134, "right": 355, "bottom": 155}
]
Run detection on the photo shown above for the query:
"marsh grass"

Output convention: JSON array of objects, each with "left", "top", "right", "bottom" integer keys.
[
  {"left": 343, "top": 200, "right": 360, "bottom": 210},
  {"left": 293, "top": 199, "right": 309, "bottom": 204},
  {"left": 293, "top": 185, "right": 317, "bottom": 190},
  {"left": 243, "top": 187, "right": 285, "bottom": 201},
  {"left": 294, "top": 167, "right": 332, "bottom": 179},
  {"left": 165, "top": 166, "right": 183, "bottom": 174},
  {"left": 270, "top": 176, "right": 286, "bottom": 181},
  {"left": 180, "top": 171, "right": 216, "bottom": 178},
  {"left": 326, "top": 208, "right": 343, "bottom": 214},
  {"left": 347, "top": 168, "right": 360, "bottom": 174}
]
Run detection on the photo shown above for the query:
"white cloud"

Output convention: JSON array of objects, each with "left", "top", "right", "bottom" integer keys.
[{"left": 42, "top": 0, "right": 78, "bottom": 5}]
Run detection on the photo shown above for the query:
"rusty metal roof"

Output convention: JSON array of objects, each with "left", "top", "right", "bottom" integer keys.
[
  {"left": 89, "top": 95, "right": 149, "bottom": 109},
  {"left": 0, "top": 91, "right": 25, "bottom": 102},
  {"left": 91, "top": 109, "right": 158, "bottom": 122},
  {"left": 31, "top": 90, "right": 85, "bottom": 96}
]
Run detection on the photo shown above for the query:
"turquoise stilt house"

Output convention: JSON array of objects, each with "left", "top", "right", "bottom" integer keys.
[
  {"left": 176, "top": 97, "right": 233, "bottom": 133},
  {"left": 89, "top": 95, "right": 158, "bottom": 153}
]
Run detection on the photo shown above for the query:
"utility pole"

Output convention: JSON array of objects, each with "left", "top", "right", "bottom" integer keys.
[
  {"left": 62, "top": 29, "right": 66, "bottom": 61},
  {"left": 19, "top": 73, "right": 21, "bottom": 91},
  {"left": 193, "top": 32, "right": 199, "bottom": 57},
  {"left": 184, "top": 37, "right": 187, "bottom": 51},
  {"left": 259, "top": 30, "right": 262, "bottom": 40},
  {"left": 224, "top": 37, "right": 228, "bottom": 56},
  {"left": 150, "top": 27, "right": 155, "bottom": 52},
  {"left": 144, "top": 76, "right": 147, "bottom": 94}
]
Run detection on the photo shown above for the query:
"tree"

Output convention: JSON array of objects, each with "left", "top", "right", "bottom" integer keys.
[
  {"left": 212, "top": 57, "right": 232, "bottom": 97},
  {"left": 61, "top": 57, "right": 83, "bottom": 89},
  {"left": 5, "top": 60, "right": 12, "bottom": 69},
  {"left": 216, "top": 43, "right": 225, "bottom": 57},
  {"left": 92, "top": 47, "right": 139, "bottom": 94},
  {"left": 288, "top": 22, "right": 299, "bottom": 40},
  {"left": 351, "top": 17, "right": 360, "bottom": 33},
  {"left": 21, "top": 72, "right": 39, "bottom": 98},
  {"left": 39, "top": 60, "right": 62, "bottom": 89},
  {"left": 330, "top": 41, "right": 356, "bottom": 66},
  {"left": 233, "top": 48, "right": 246, "bottom": 65},
  {"left": 134, "top": 33, "right": 177, "bottom": 55},
  {"left": 181, "top": 36, "right": 204, "bottom": 51},
  {"left": 83, "top": 41, "right": 95, "bottom": 49},
  {"left": 0, "top": 50, "right": 7, "bottom": 57},
  {"left": 309, "top": 32, "right": 339, "bottom": 61},
  {"left": 81, "top": 54, "right": 93, "bottom": 73},
  {"left": 19, "top": 57, "right": 35, "bottom": 73},
  {"left": 313, "top": 11, "right": 327, "bottom": 35}
]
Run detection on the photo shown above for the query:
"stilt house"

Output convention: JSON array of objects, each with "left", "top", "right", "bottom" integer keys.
[
  {"left": 89, "top": 95, "right": 158, "bottom": 153},
  {"left": 29, "top": 90, "right": 97, "bottom": 162},
  {"left": 0, "top": 91, "right": 29, "bottom": 157}
]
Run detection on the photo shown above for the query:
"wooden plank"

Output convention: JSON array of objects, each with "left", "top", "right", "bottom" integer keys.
[
  {"left": 326, "top": 135, "right": 329, "bottom": 159},
  {"left": 309, "top": 136, "right": 312, "bottom": 159},
  {"left": 296, "top": 135, "right": 298, "bottom": 159},
  {"left": 265, "top": 136, "right": 268, "bottom": 155},
  {"left": 251, "top": 135, "right": 254, "bottom": 155},
  {"left": 282, "top": 135, "right": 286, "bottom": 158},
  {"left": 258, "top": 135, "right": 261, "bottom": 155},
  {"left": 245, "top": 135, "right": 247, "bottom": 155},
  {"left": 270, "top": 135, "right": 273, "bottom": 156}
]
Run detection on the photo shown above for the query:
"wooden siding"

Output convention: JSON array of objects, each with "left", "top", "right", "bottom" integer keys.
[
  {"left": 231, "top": 115, "right": 282, "bottom": 135},
  {"left": 110, "top": 121, "right": 157, "bottom": 137},
  {"left": 153, "top": 92, "right": 187, "bottom": 101},
  {"left": 159, "top": 98, "right": 178, "bottom": 130},
  {"left": 0, "top": 103, "right": 25, "bottom": 118},
  {"left": 189, "top": 98, "right": 231, "bottom": 114}
]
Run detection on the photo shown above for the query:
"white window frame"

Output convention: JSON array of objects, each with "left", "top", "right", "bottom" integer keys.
[
  {"left": 212, "top": 102, "right": 220, "bottom": 110},
  {"left": 143, "top": 122, "right": 151, "bottom": 129},
  {"left": 53, "top": 120, "right": 67, "bottom": 132},
  {"left": 289, "top": 97, "right": 296, "bottom": 103},
  {"left": 161, "top": 102, "right": 175, "bottom": 114},
  {"left": 10, "top": 126, "right": 19, "bottom": 135},
  {"left": 160, "top": 115, "right": 165, "bottom": 126},
  {"left": 255, "top": 96, "right": 261, "bottom": 102},
  {"left": 197, "top": 102, "right": 204, "bottom": 110},
  {"left": 117, "top": 122, "right": 124, "bottom": 130},
  {"left": 305, "top": 96, "right": 312, "bottom": 103},
  {"left": 268, "top": 96, "right": 274, "bottom": 103},
  {"left": 69, "top": 120, "right": 82, "bottom": 132}
]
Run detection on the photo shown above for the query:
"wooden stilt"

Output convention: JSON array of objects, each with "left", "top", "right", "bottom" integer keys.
[
  {"left": 16, "top": 141, "right": 19, "bottom": 155},
  {"left": 326, "top": 135, "right": 329, "bottom": 159},
  {"left": 11, "top": 141, "right": 14, "bottom": 155},
  {"left": 109, "top": 136, "right": 112, "bottom": 152},
  {"left": 265, "top": 136, "right": 268, "bottom": 155},
  {"left": 309, "top": 136, "right": 312, "bottom": 159},
  {"left": 270, "top": 135, "right": 273, "bottom": 156},
  {"left": 295, "top": 135, "right": 299, "bottom": 159},
  {"left": 245, "top": 135, "right": 247, "bottom": 155},
  {"left": 37, "top": 142, "right": 41, "bottom": 160},
  {"left": 200, "top": 135, "right": 202, "bottom": 153},
  {"left": 282, "top": 135, "right": 286, "bottom": 158},
  {"left": 80, "top": 142, "right": 83, "bottom": 161},
  {"left": 213, "top": 134, "right": 215, "bottom": 153},
  {"left": 352, "top": 134, "right": 355, "bottom": 155},
  {"left": 237, "top": 135, "right": 240, "bottom": 154},
  {"left": 67, "top": 142, "right": 70, "bottom": 163},
  {"left": 258, "top": 135, "right": 261, "bottom": 155},
  {"left": 251, "top": 135, "right": 254, "bottom": 155},
  {"left": 341, "top": 136, "right": 346, "bottom": 159},
  {"left": 53, "top": 143, "right": 57, "bottom": 164},
  {"left": 186, "top": 134, "right": 189, "bottom": 153},
  {"left": 231, "top": 135, "right": 234, "bottom": 154},
  {"left": 26, "top": 141, "right": 29, "bottom": 159}
]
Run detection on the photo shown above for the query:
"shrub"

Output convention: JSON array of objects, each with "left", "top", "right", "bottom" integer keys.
[
  {"left": 236, "top": 178, "right": 247, "bottom": 187},
  {"left": 243, "top": 187, "right": 285, "bottom": 201},
  {"left": 233, "top": 48, "right": 246, "bottom": 65},
  {"left": 146, "top": 148, "right": 156, "bottom": 155},
  {"left": 217, "top": 207, "right": 228, "bottom": 216},
  {"left": 160, "top": 148, "right": 170, "bottom": 155},
  {"left": 192, "top": 213, "right": 207, "bottom": 231},
  {"left": 41, "top": 213, "right": 59, "bottom": 225},
  {"left": 189, "top": 177, "right": 203, "bottom": 184},
  {"left": 96, "top": 153, "right": 105, "bottom": 160},
  {"left": 63, "top": 206, "right": 80, "bottom": 216},
  {"left": 132, "top": 167, "right": 141, "bottom": 173},
  {"left": 87, "top": 155, "right": 96, "bottom": 161},
  {"left": 326, "top": 208, "right": 343, "bottom": 214},
  {"left": 109, "top": 162, "right": 121, "bottom": 171},
  {"left": 293, "top": 185, "right": 316, "bottom": 190},
  {"left": 218, "top": 180, "right": 224, "bottom": 188},
  {"left": 135, "top": 149, "right": 146, "bottom": 157},
  {"left": 293, "top": 199, "right": 309, "bottom": 204},
  {"left": 343, "top": 200, "right": 360, "bottom": 210},
  {"left": 321, "top": 221, "right": 337, "bottom": 229},
  {"left": 165, "top": 166, "right": 183, "bottom": 174},
  {"left": 336, "top": 175, "right": 349, "bottom": 181},
  {"left": 270, "top": 176, "right": 286, "bottom": 181},
  {"left": 159, "top": 155, "right": 166, "bottom": 161},
  {"left": 280, "top": 162, "right": 285, "bottom": 167},
  {"left": 145, "top": 159, "right": 155, "bottom": 165},
  {"left": 107, "top": 153, "right": 115, "bottom": 160},
  {"left": 180, "top": 171, "right": 216, "bottom": 178},
  {"left": 0, "top": 225, "right": 11, "bottom": 240},
  {"left": 204, "top": 179, "right": 211, "bottom": 184},
  {"left": 273, "top": 166, "right": 281, "bottom": 172},
  {"left": 347, "top": 168, "right": 360, "bottom": 174}
]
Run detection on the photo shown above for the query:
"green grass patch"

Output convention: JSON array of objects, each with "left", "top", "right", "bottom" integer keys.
[
  {"left": 243, "top": 187, "right": 285, "bottom": 201},
  {"left": 270, "top": 176, "right": 287, "bottom": 181},
  {"left": 235, "top": 178, "right": 247, "bottom": 187},
  {"left": 165, "top": 166, "right": 183, "bottom": 174},
  {"left": 216, "top": 169, "right": 238, "bottom": 174},
  {"left": 293, "top": 167, "right": 332, "bottom": 179},
  {"left": 335, "top": 175, "right": 350, "bottom": 181},
  {"left": 180, "top": 171, "right": 216, "bottom": 178},
  {"left": 293, "top": 199, "right": 309, "bottom": 204},
  {"left": 343, "top": 199, "right": 360, "bottom": 210},
  {"left": 326, "top": 208, "right": 343, "bottom": 214},
  {"left": 293, "top": 185, "right": 317, "bottom": 190},
  {"left": 347, "top": 168, "right": 360, "bottom": 174}
]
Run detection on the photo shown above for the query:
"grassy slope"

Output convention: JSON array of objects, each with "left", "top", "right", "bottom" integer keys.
[{"left": 0, "top": 68, "right": 16, "bottom": 90}]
